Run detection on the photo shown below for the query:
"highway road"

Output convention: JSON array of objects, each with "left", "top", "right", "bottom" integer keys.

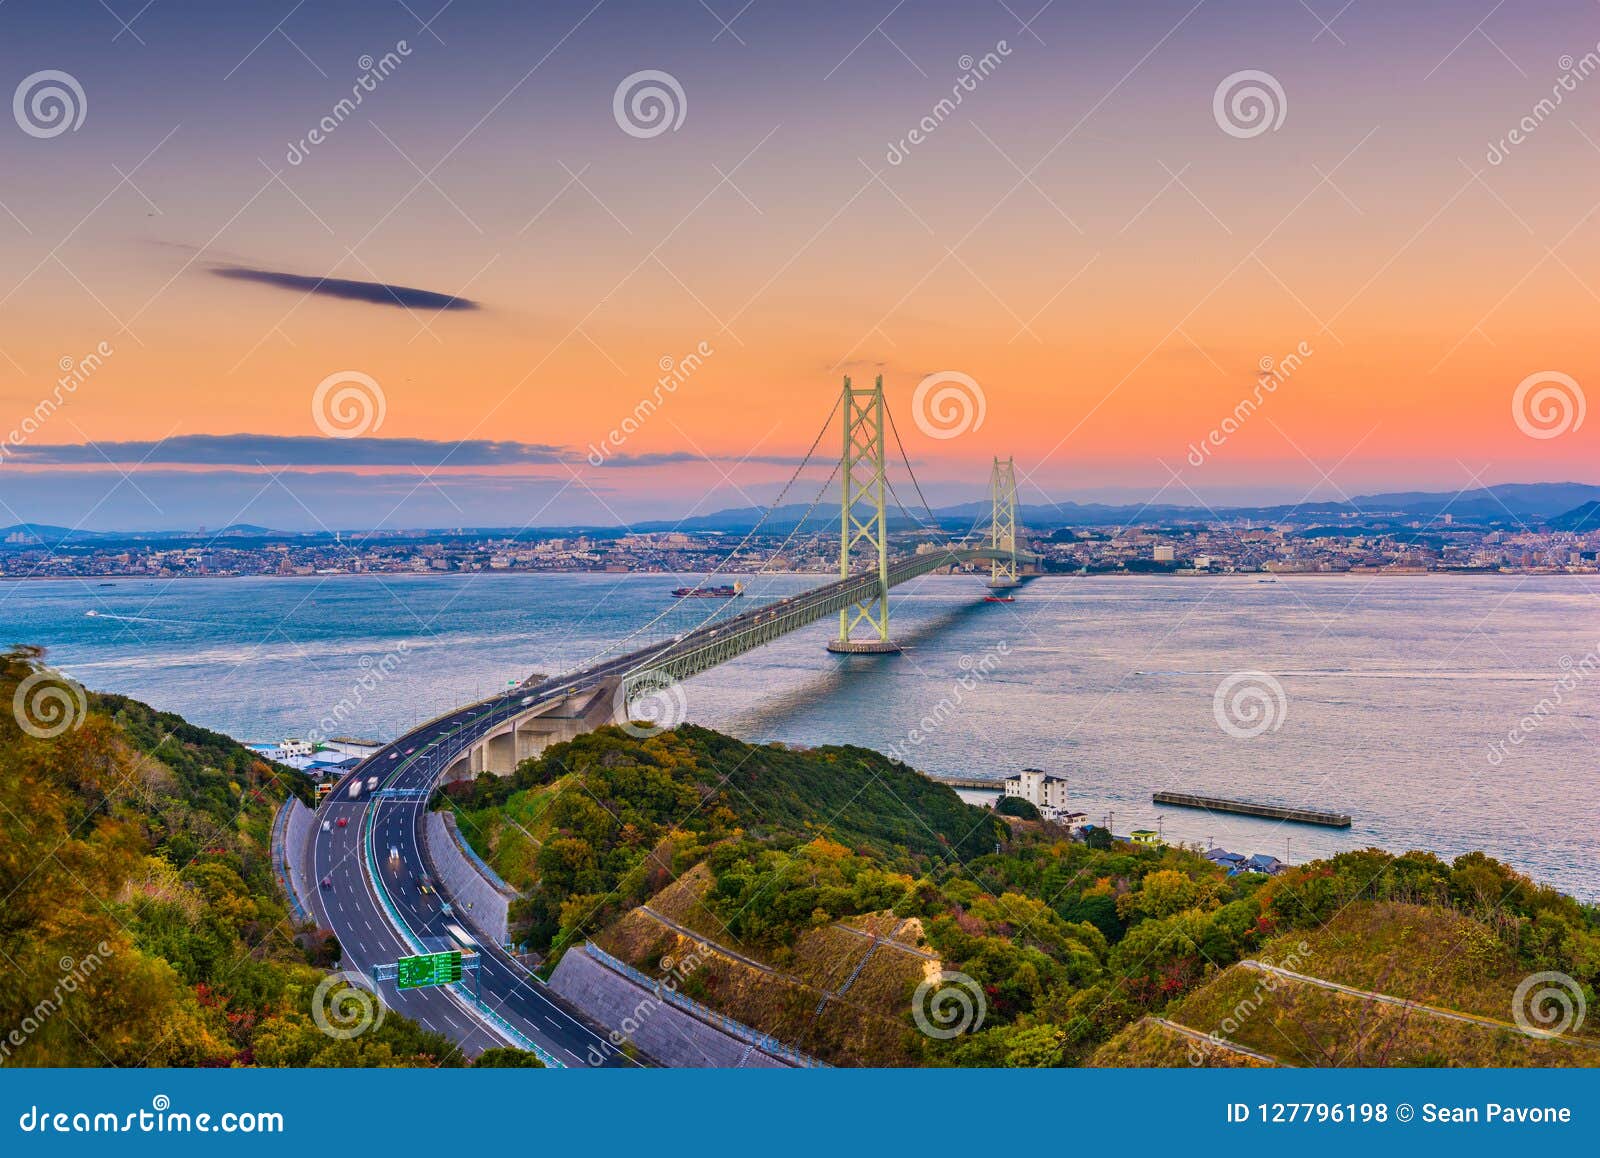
[
  {"left": 305, "top": 555, "right": 1015, "bottom": 1064},
  {"left": 309, "top": 666, "right": 652, "bottom": 1067}
]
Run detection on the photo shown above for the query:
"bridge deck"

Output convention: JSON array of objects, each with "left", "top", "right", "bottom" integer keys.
[{"left": 620, "top": 546, "right": 1032, "bottom": 693}]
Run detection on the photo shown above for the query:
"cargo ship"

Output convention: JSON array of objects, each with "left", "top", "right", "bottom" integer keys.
[{"left": 672, "top": 581, "right": 744, "bottom": 598}]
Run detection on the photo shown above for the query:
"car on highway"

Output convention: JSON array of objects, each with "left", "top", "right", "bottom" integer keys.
[
  {"left": 389, "top": 752, "right": 398, "bottom": 759},
  {"left": 366, "top": 775, "right": 378, "bottom": 791},
  {"left": 321, "top": 820, "right": 330, "bottom": 832},
  {"left": 336, "top": 817, "right": 348, "bottom": 828},
  {"left": 405, "top": 748, "right": 414, "bottom": 755},
  {"left": 416, "top": 873, "right": 433, "bottom": 895},
  {"left": 320, "top": 876, "right": 332, "bottom": 889}
]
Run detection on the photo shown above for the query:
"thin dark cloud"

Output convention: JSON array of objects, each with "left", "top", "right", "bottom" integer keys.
[
  {"left": 595, "top": 450, "right": 813, "bottom": 468},
  {"left": 6, "top": 435, "right": 810, "bottom": 470},
  {"left": 7, "top": 434, "right": 566, "bottom": 467},
  {"left": 212, "top": 266, "right": 479, "bottom": 311}
]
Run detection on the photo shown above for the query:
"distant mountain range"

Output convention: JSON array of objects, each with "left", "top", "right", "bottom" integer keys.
[
  {"left": 6, "top": 482, "right": 1600, "bottom": 544},
  {"left": 632, "top": 482, "right": 1600, "bottom": 534}
]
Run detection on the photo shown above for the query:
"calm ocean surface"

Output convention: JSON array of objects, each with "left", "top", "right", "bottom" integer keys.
[{"left": 6, "top": 572, "right": 1598, "bottom": 898}]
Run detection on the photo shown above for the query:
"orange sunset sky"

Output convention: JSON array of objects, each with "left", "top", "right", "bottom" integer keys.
[{"left": 3, "top": 0, "right": 1600, "bottom": 528}]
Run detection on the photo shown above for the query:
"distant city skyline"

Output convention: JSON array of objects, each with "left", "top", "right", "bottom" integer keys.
[{"left": 5, "top": 2, "right": 1600, "bottom": 530}]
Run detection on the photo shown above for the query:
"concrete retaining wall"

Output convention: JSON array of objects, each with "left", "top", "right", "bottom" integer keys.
[
  {"left": 547, "top": 945, "right": 790, "bottom": 1068},
  {"left": 274, "top": 797, "right": 318, "bottom": 922},
  {"left": 423, "top": 810, "right": 515, "bottom": 947}
]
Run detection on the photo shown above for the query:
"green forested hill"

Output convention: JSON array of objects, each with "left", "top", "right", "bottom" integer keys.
[
  {"left": 0, "top": 646, "right": 459, "bottom": 1067},
  {"left": 444, "top": 723, "right": 1600, "bottom": 1067}
]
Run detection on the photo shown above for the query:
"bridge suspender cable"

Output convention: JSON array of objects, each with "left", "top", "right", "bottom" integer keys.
[{"left": 568, "top": 392, "right": 844, "bottom": 671}]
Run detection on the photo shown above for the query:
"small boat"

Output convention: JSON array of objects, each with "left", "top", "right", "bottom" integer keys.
[
  {"left": 983, "top": 594, "right": 1014, "bottom": 603},
  {"left": 672, "top": 581, "right": 744, "bottom": 598}
]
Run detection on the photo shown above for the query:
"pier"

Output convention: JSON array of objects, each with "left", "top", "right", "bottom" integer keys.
[
  {"left": 1152, "top": 791, "right": 1351, "bottom": 828},
  {"left": 927, "top": 774, "right": 1005, "bottom": 791}
]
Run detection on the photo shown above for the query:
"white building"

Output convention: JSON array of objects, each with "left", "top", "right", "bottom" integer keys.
[
  {"left": 322, "top": 737, "right": 383, "bottom": 760},
  {"left": 273, "top": 738, "right": 314, "bottom": 760},
  {"left": 1003, "top": 767, "right": 1075, "bottom": 822}
]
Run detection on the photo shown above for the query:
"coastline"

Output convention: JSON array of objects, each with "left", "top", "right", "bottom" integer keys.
[{"left": 3, "top": 568, "right": 1593, "bottom": 584}]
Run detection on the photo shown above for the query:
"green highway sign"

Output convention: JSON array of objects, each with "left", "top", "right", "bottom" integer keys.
[{"left": 395, "top": 951, "right": 463, "bottom": 990}]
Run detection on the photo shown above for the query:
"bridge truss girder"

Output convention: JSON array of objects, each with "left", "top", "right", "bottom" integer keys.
[{"left": 623, "top": 545, "right": 1030, "bottom": 697}]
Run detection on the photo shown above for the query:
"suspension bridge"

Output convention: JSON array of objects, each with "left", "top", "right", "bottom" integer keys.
[
  {"left": 440, "top": 374, "right": 1034, "bottom": 779},
  {"left": 308, "top": 375, "right": 1034, "bottom": 1064}
]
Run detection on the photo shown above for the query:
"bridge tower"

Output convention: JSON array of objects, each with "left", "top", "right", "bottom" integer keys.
[
  {"left": 988, "top": 455, "right": 1020, "bottom": 589},
  {"left": 828, "top": 374, "right": 901, "bottom": 654}
]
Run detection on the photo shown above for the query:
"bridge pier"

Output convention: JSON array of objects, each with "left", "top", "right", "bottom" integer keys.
[{"left": 825, "top": 638, "right": 904, "bottom": 655}]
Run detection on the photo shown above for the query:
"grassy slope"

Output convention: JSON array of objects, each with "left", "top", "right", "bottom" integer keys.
[{"left": 1093, "top": 904, "right": 1600, "bottom": 1068}]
